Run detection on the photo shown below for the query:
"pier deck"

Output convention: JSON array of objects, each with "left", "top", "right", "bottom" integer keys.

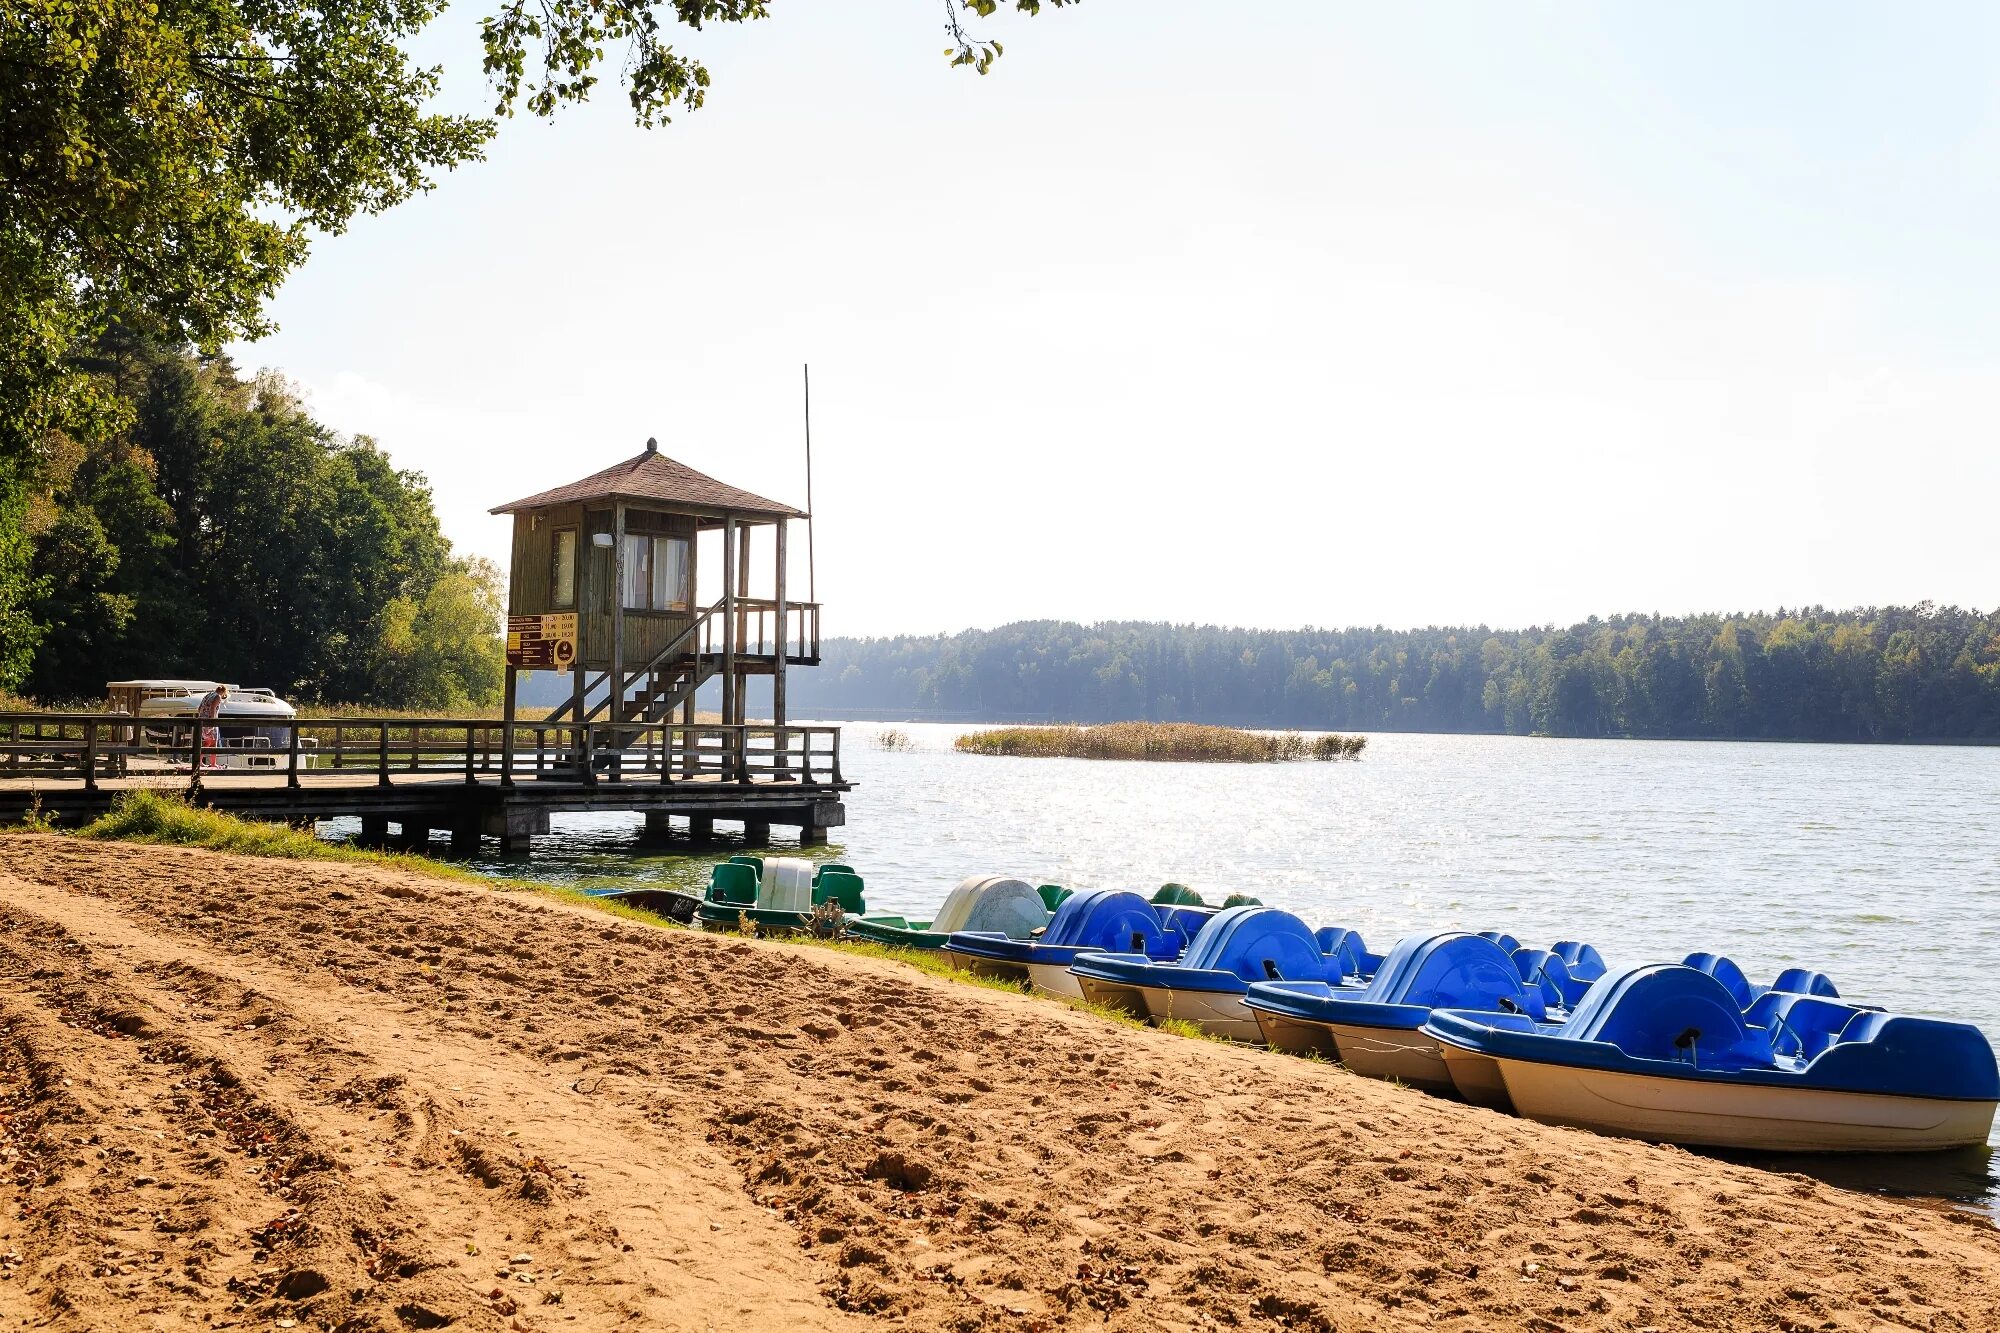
[{"left": 0, "top": 713, "right": 848, "bottom": 854}]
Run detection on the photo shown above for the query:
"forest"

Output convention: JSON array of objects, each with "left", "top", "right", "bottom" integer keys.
[
  {"left": 10, "top": 332, "right": 503, "bottom": 709},
  {"left": 792, "top": 610, "right": 2000, "bottom": 742}
]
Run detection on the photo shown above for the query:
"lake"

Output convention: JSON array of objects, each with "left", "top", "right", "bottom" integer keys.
[{"left": 334, "top": 723, "right": 2000, "bottom": 1213}]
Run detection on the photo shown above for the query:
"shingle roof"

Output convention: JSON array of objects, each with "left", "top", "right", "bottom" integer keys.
[{"left": 489, "top": 442, "right": 806, "bottom": 519}]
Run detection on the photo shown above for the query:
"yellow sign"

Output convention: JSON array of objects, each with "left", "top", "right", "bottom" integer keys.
[{"left": 507, "top": 613, "right": 578, "bottom": 669}]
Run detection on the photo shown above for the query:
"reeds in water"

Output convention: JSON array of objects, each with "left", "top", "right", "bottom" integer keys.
[{"left": 953, "top": 722, "right": 1365, "bottom": 763}]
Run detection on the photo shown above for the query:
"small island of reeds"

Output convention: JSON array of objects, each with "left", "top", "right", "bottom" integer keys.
[{"left": 953, "top": 722, "right": 1365, "bottom": 763}]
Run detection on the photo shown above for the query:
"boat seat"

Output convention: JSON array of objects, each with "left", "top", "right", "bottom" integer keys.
[
  {"left": 812, "top": 871, "right": 867, "bottom": 915},
  {"left": 1681, "top": 952, "right": 1758, "bottom": 1009},
  {"left": 728, "top": 854, "right": 764, "bottom": 877},
  {"left": 1512, "top": 948, "right": 1589, "bottom": 1009},
  {"left": 1745, "top": 993, "right": 1857, "bottom": 1059},
  {"left": 1314, "top": 927, "right": 1370, "bottom": 982},
  {"left": 707, "top": 861, "right": 759, "bottom": 905},
  {"left": 1221, "top": 893, "right": 1263, "bottom": 908},
  {"left": 1037, "top": 884, "right": 1073, "bottom": 912},
  {"left": 1549, "top": 940, "right": 1608, "bottom": 982},
  {"left": 1151, "top": 883, "right": 1205, "bottom": 907},
  {"left": 812, "top": 862, "right": 856, "bottom": 886},
  {"left": 1478, "top": 931, "right": 1522, "bottom": 956},
  {"left": 1770, "top": 967, "right": 1840, "bottom": 999}
]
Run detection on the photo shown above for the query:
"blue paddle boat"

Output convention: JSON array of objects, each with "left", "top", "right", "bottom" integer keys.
[
  {"left": 944, "top": 889, "right": 1209, "bottom": 998},
  {"left": 1069, "top": 907, "right": 1376, "bottom": 1041},
  {"left": 1244, "top": 932, "right": 1559, "bottom": 1093},
  {"left": 1422, "top": 964, "right": 1998, "bottom": 1152}
]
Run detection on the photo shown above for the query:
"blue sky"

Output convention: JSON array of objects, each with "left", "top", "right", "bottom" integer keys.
[{"left": 234, "top": 3, "right": 2000, "bottom": 635}]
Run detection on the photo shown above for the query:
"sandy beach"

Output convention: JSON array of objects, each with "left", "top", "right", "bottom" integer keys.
[{"left": 0, "top": 835, "right": 1996, "bottom": 1332}]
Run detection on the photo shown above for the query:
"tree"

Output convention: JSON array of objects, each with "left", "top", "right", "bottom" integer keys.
[{"left": 1, "top": 0, "right": 1076, "bottom": 687}]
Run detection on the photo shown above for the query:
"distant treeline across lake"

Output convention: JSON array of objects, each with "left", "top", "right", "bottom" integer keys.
[{"left": 791, "top": 609, "right": 2000, "bottom": 743}]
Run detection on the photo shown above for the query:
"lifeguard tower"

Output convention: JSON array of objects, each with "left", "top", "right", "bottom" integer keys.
[{"left": 491, "top": 437, "right": 819, "bottom": 742}]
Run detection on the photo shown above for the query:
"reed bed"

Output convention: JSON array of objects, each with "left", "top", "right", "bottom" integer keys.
[{"left": 953, "top": 722, "right": 1365, "bottom": 763}]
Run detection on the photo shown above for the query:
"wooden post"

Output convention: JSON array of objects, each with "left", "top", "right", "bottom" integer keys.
[
  {"left": 721, "top": 513, "right": 737, "bottom": 772},
  {"left": 81, "top": 720, "right": 98, "bottom": 793},
  {"left": 608, "top": 496, "right": 624, "bottom": 732},
  {"left": 463, "top": 723, "right": 476, "bottom": 786},
  {"left": 500, "top": 665, "right": 518, "bottom": 787},
  {"left": 286, "top": 719, "right": 301, "bottom": 790},
  {"left": 774, "top": 517, "right": 789, "bottom": 776},
  {"left": 377, "top": 722, "right": 390, "bottom": 787},
  {"left": 188, "top": 721, "right": 204, "bottom": 795}
]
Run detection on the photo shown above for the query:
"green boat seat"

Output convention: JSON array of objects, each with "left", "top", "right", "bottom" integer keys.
[
  {"left": 728, "top": 854, "right": 764, "bottom": 877},
  {"left": 812, "top": 862, "right": 856, "bottom": 886},
  {"left": 1037, "top": 884, "right": 1072, "bottom": 912},
  {"left": 813, "top": 871, "right": 867, "bottom": 915},
  {"left": 1151, "top": 883, "right": 1205, "bottom": 906},
  {"left": 707, "top": 861, "right": 758, "bottom": 905},
  {"left": 1221, "top": 892, "right": 1263, "bottom": 908}
]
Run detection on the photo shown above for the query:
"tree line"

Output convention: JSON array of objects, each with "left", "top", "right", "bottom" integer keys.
[
  {"left": 793, "top": 610, "right": 2000, "bottom": 742},
  {"left": 12, "top": 332, "right": 503, "bottom": 709}
]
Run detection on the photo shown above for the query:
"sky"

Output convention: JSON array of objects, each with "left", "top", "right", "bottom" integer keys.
[{"left": 232, "top": 2, "right": 2000, "bottom": 638}]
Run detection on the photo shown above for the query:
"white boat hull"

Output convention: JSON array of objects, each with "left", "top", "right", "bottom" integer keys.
[
  {"left": 948, "top": 951, "right": 1027, "bottom": 985},
  {"left": 1074, "top": 973, "right": 1150, "bottom": 1020},
  {"left": 1493, "top": 1056, "right": 1999, "bottom": 1152},
  {"left": 1438, "top": 1043, "right": 1513, "bottom": 1110},
  {"left": 1026, "top": 960, "right": 1086, "bottom": 1000},
  {"left": 1251, "top": 1010, "right": 1343, "bottom": 1061},
  {"left": 1137, "top": 986, "right": 1263, "bottom": 1043},
  {"left": 1323, "top": 1023, "right": 1455, "bottom": 1094}
]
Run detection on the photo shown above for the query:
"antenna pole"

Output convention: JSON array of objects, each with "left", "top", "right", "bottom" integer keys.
[{"left": 804, "top": 363, "right": 816, "bottom": 605}]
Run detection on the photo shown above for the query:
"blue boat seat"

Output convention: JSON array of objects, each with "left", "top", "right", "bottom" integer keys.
[
  {"left": 1549, "top": 940, "right": 1608, "bottom": 982},
  {"left": 1681, "top": 952, "right": 1758, "bottom": 1009},
  {"left": 1313, "top": 928, "right": 1372, "bottom": 982},
  {"left": 1565, "top": 965, "right": 1772, "bottom": 1070},
  {"left": 1478, "top": 931, "right": 1522, "bottom": 956},
  {"left": 1745, "top": 992, "right": 1858, "bottom": 1060},
  {"left": 1512, "top": 948, "right": 1590, "bottom": 1009},
  {"left": 1770, "top": 967, "right": 1841, "bottom": 998}
]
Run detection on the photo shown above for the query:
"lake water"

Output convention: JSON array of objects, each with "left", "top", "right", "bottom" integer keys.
[{"left": 334, "top": 724, "right": 2000, "bottom": 1213}]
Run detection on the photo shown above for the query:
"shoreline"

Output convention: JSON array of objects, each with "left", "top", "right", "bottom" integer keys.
[{"left": 1, "top": 835, "right": 1996, "bottom": 1330}]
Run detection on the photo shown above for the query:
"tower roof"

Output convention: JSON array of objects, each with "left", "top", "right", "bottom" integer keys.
[{"left": 489, "top": 440, "right": 805, "bottom": 519}]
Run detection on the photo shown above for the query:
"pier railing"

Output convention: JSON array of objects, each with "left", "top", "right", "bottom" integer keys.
[{"left": 0, "top": 713, "right": 843, "bottom": 793}]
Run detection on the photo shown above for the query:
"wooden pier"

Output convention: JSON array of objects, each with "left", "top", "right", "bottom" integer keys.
[{"left": 0, "top": 714, "right": 848, "bottom": 855}]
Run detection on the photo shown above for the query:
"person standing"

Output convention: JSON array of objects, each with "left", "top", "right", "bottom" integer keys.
[{"left": 195, "top": 683, "right": 230, "bottom": 769}]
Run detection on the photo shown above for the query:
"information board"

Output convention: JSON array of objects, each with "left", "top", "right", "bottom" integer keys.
[{"left": 506, "top": 613, "right": 578, "bottom": 669}]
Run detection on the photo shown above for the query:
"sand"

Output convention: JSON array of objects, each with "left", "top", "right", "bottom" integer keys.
[{"left": 0, "top": 835, "right": 1995, "bottom": 1332}]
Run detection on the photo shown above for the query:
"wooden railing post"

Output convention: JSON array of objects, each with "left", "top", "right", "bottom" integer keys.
[
  {"left": 81, "top": 720, "right": 98, "bottom": 793},
  {"left": 580, "top": 723, "right": 596, "bottom": 786},
  {"left": 831, "top": 728, "right": 842, "bottom": 785},
  {"left": 464, "top": 724, "right": 477, "bottom": 786},
  {"left": 188, "top": 720, "right": 204, "bottom": 796},
  {"left": 287, "top": 721, "right": 302, "bottom": 790},
  {"left": 377, "top": 722, "right": 391, "bottom": 787}
]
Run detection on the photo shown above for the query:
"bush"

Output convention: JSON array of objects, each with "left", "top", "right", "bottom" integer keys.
[
  {"left": 875, "top": 727, "right": 914, "bottom": 752},
  {"left": 1310, "top": 733, "right": 1367, "bottom": 761},
  {"left": 78, "top": 789, "right": 340, "bottom": 858},
  {"left": 953, "top": 722, "right": 1365, "bottom": 763}
]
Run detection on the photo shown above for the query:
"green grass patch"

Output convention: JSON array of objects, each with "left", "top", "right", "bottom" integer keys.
[
  {"left": 1154, "top": 1016, "right": 1227, "bottom": 1043},
  {"left": 955, "top": 721, "right": 1365, "bottom": 763},
  {"left": 61, "top": 790, "right": 681, "bottom": 930}
]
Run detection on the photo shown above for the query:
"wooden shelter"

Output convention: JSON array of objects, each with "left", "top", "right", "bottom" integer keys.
[{"left": 490, "top": 438, "right": 820, "bottom": 749}]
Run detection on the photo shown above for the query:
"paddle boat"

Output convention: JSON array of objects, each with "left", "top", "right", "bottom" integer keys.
[
  {"left": 1068, "top": 907, "right": 1377, "bottom": 1041},
  {"left": 1434, "top": 948, "right": 1848, "bottom": 1110},
  {"left": 944, "top": 888, "right": 1210, "bottom": 998},
  {"left": 694, "top": 857, "right": 866, "bottom": 932},
  {"left": 1422, "top": 963, "right": 1999, "bottom": 1152},
  {"left": 1245, "top": 932, "right": 1564, "bottom": 1093},
  {"left": 845, "top": 875, "right": 1050, "bottom": 950}
]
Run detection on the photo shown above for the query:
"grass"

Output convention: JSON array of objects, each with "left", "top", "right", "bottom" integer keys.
[
  {"left": 49, "top": 790, "right": 681, "bottom": 930},
  {"left": 955, "top": 721, "right": 1366, "bottom": 763}
]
